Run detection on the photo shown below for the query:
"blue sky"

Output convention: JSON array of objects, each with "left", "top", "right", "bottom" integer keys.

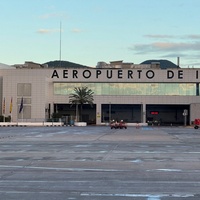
[{"left": 1, "top": 0, "right": 200, "bottom": 67}]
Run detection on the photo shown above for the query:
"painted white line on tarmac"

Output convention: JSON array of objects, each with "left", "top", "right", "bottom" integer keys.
[
  {"left": 0, "top": 165, "right": 124, "bottom": 172},
  {"left": 0, "top": 191, "right": 63, "bottom": 194},
  {"left": 113, "top": 151, "right": 200, "bottom": 154},
  {"left": 0, "top": 190, "right": 195, "bottom": 198},
  {"left": 147, "top": 169, "right": 182, "bottom": 172},
  {"left": 81, "top": 193, "right": 195, "bottom": 198},
  {"left": 148, "top": 197, "right": 160, "bottom": 200}
]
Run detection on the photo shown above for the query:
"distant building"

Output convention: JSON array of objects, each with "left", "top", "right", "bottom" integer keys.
[
  {"left": 13, "top": 61, "right": 48, "bottom": 69},
  {"left": 96, "top": 60, "right": 160, "bottom": 69}
]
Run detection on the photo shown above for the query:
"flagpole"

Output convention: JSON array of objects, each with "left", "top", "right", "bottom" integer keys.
[
  {"left": 22, "top": 109, "right": 23, "bottom": 122},
  {"left": 22, "top": 97, "right": 23, "bottom": 122},
  {"left": 19, "top": 97, "right": 24, "bottom": 122},
  {"left": 3, "top": 97, "right": 5, "bottom": 122},
  {"left": 9, "top": 97, "right": 13, "bottom": 122}
]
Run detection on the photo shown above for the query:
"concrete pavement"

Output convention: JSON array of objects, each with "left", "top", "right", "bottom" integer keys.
[{"left": 0, "top": 126, "right": 199, "bottom": 200}]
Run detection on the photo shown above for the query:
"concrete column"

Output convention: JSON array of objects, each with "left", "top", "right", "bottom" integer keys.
[
  {"left": 96, "top": 103, "right": 102, "bottom": 125},
  {"left": 50, "top": 103, "right": 54, "bottom": 116},
  {"left": 190, "top": 103, "right": 200, "bottom": 125},
  {"left": 142, "top": 103, "right": 146, "bottom": 123}
]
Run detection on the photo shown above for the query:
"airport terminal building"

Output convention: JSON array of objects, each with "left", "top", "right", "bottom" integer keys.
[{"left": 0, "top": 61, "right": 200, "bottom": 126}]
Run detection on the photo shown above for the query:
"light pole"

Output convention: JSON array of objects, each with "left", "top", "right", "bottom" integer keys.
[{"left": 183, "top": 109, "right": 188, "bottom": 126}]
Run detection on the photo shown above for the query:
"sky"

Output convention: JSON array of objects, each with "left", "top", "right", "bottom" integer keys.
[{"left": 1, "top": 0, "right": 200, "bottom": 68}]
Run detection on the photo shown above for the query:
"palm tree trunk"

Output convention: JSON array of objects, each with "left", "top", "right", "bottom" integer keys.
[
  {"left": 80, "top": 104, "right": 83, "bottom": 122},
  {"left": 76, "top": 104, "right": 79, "bottom": 122}
]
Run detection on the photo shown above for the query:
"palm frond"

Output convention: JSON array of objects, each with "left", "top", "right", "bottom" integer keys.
[{"left": 69, "top": 86, "right": 94, "bottom": 106}]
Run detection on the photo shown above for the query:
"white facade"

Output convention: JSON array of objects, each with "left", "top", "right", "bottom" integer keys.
[{"left": 1, "top": 67, "right": 200, "bottom": 125}]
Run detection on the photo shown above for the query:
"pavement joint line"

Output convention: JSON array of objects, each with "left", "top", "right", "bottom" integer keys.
[
  {"left": 102, "top": 144, "right": 119, "bottom": 161},
  {"left": 1, "top": 180, "right": 200, "bottom": 184}
]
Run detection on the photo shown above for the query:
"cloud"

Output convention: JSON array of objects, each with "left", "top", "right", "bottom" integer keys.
[
  {"left": 144, "top": 34, "right": 200, "bottom": 40},
  {"left": 71, "top": 28, "right": 83, "bottom": 33},
  {"left": 129, "top": 42, "right": 200, "bottom": 54},
  {"left": 37, "top": 29, "right": 60, "bottom": 34},
  {"left": 131, "top": 34, "right": 200, "bottom": 67},
  {"left": 154, "top": 42, "right": 200, "bottom": 51},
  {"left": 163, "top": 53, "right": 187, "bottom": 58},
  {"left": 144, "top": 34, "right": 174, "bottom": 39},
  {"left": 40, "top": 12, "right": 68, "bottom": 19},
  {"left": 186, "top": 34, "right": 200, "bottom": 39}
]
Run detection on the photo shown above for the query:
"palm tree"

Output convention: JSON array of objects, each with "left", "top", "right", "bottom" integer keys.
[{"left": 69, "top": 86, "right": 94, "bottom": 122}]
